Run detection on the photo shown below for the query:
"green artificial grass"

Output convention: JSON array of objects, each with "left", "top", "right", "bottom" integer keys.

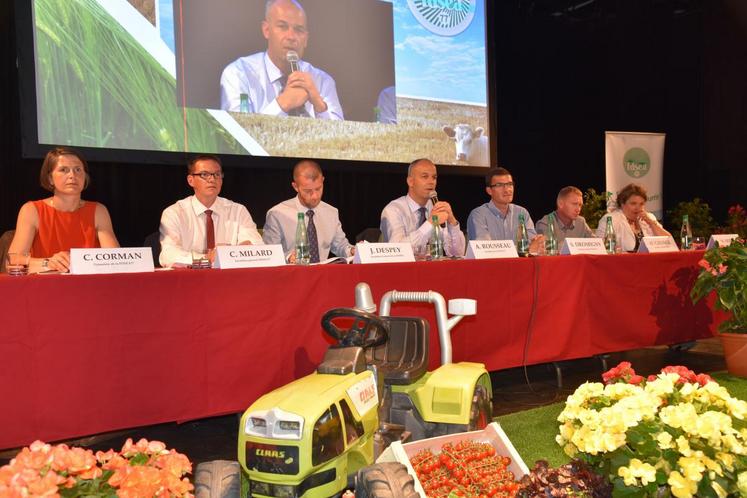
[{"left": 495, "top": 371, "right": 747, "bottom": 471}]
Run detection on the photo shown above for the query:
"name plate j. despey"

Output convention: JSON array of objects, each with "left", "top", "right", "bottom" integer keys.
[
  {"left": 638, "top": 236, "right": 680, "bottom": 253},
  {"left": 560, "top": 238, "right": 607, "bottom": 255},
  {"left": 70, "top": 247, "right": 154, "bottom": 274},
  {"left": 353, "top": 243, "right": 415, "bottom": 264},
  {"left": 466, "top": 240, "right": 518, "bottom": 259},
  {"left": 707, "top": 234, "right": 738, "bottom": 249},
  {"left": 213, "top": 244, "right": 285, "bottom": 269}
]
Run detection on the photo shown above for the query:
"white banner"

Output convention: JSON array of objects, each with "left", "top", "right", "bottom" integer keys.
[{"left": 605, "top": 131, "right": 665, "bottom": 220}]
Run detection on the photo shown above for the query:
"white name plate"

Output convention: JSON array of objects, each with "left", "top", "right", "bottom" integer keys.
[
  {"left": 638, "top": 236, "right": 679, "bottom": 253},
  {"left": 70, "top": 247, "right": 154, "bottom": 274},
  {"left": 466, "top": 240, "right": 518, "bottom": 259},
  {"left": 707, "top": 234, "right": 738, "bottom": 249},
  {"left": 353, "top": 243, "right": 415, "bottom": 264},
  {"left": 213, "top": 244, "right": 285, "bottom": 269},
  {"left": 560, "top": 238, "right": 607, "bottom": 255}
]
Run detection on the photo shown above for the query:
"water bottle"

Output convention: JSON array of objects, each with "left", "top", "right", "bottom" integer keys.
[
  {"left": 680, "top": 214, "right": 692, "bottom": 250},
  {"left": 603, "top": 215, "right": 617, "bottom": 254},
  {"left": 295, "top": 212, "right": 310, "bottom": 265},
  {"left": 516, "top": 213, "right": 529, "bottom": 257},
  {"left": 429, "top": 215, "right": 444, "bottom": 260},
  {"left": 545, "top": 213, "right": 558, "bottom": 256},
  {"left": 239, "top": 93, "right": 249, "bottom": 113}
]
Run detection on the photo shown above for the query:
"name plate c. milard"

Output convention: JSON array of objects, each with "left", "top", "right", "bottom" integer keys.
[
  {"left": 560, "top": 238, "right": 607, "bottom": 255},
  {"left": 213, "top": 244, "right": 285, "bottom": 269},
  {"left": 353, "top": 243, "right": 415, "bottom": 264},
  {"left": 638, "top": 236, "right": 679, "bottom": 253},
  {"left": 466, "top": 240, "right": 519, "bottom": 259},
  {"left": 70, "top": 247, "right": 154, "bottom": 274}
]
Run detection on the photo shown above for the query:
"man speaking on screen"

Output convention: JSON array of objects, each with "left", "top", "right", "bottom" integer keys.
[{"left": 220, "top": 0, "right": 344, "bottom": 120}]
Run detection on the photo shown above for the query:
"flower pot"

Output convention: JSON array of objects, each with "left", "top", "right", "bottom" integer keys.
[{"left": 719, "top": 332, "right": 747, "bottom": 377}]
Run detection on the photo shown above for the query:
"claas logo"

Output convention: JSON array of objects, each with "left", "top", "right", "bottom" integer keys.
[{"left": 255, "top": 448, "right": 286, "bottom": 459}]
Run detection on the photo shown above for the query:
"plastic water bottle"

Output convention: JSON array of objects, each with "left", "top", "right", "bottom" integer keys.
[
  {"left": 545, "top": 213, "right": 558, "bottom": 256},
  {"left": 429, "top": 215, "right": 444, "bottom": 260},
  {"left": 603, "top": 215, "right": 617, "bottom": 254},
  {"left": 680, "top": 214, "right": 692, "bottom": 250},
  {"left": 239, "top": 93, "right": 249, "bottom": 113},
  {"left": 516, "top": 213, "right": 529, "bottom": 257},
  {"left": 295, "top": 212, "right": 310, "bottom": 265}
]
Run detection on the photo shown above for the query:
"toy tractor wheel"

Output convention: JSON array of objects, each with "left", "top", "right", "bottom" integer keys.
[
  {"left": 468, "top": 384, "right": 492, "bottom": 431},
  {"left": 194, "top": 460, "right": 240, "bottom": 498},
  {"left": 356, "top": 462, "right": 419, "bottom": 498}
]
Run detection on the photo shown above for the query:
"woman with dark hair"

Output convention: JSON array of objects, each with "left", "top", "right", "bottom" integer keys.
[
  {"left": 7, "top": 147, "right": 119, "bottom": 273},
  {"left": 595, "top": 183, "right": 671, "bottom": 252}
]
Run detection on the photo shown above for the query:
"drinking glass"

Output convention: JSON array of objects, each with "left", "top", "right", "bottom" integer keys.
[
  {"left": 6, "top": 252, "right": 30, "bottom": 276},
  {"left": 191, "top": 251, "right": 211, "bottom": 269},
  {"left": 692, "top": 236, "right": 706, "bottom": 250}
]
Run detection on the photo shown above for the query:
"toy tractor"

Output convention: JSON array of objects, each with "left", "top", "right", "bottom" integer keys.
[{"left": 195, "top": 283, "right": 492, "bottom": 498}]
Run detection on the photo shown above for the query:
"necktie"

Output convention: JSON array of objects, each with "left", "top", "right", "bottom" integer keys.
[
  {"left": 205, "top": 209, "right": 215, "bottom": 251},
  {"left": 417, "top": 207, "right": 427, "bottom": 228},
  {"left": 306, "top": 210, "right": 320, "bottom": 263},
  {"left": 278, "top": 75, "right": 308, "bottom": 117}
]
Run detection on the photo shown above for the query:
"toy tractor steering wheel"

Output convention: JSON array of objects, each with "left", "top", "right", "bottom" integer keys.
[{"left": 321, "top": 308, "right": 388, "bottom": 349}]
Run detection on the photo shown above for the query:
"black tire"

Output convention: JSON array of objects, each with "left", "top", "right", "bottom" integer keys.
[
  {"left": 468, "top": 384, "right": 492, "bottom": 431},
  {"left": 194, "top": 460, "right": 241, "bottom": 498},
  {"left": 356, "top": 462, "right": 419, "bottom": 498}
]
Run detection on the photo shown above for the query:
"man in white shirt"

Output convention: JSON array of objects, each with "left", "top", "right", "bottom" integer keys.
[
  {"left": 263, "top": 160, "right": 354, "bottom": 262},
  {"left": 159, "top": 155, "right": 263, "bottom": 267},
  {"left": 220, "top": 0, "right": 343, "bottom": 120},
  {"left": 380, "top": 158, "right": 466, "bottom": 257}
]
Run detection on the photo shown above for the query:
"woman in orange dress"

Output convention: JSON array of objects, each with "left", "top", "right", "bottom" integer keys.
[{"left": 8, "top": 147, "right": 119, "bottom": 273}]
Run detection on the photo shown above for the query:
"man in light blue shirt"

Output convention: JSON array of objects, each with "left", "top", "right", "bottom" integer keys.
[
  {"left": 220, "top": 0, "right": 343, "bottom": 120},
  {"left": 380, "top": 158, "right": 466, "bottom": 257},
  {"left": 467, "top": 167, "right": 544, "bottom": 251},
  {"left": 263, "top": 160, "right": 353, "bottom": 262}
]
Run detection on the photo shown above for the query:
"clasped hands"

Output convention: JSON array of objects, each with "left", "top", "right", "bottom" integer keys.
[{"left": 277, "top": 71, "right": 327, "bottom": 114}]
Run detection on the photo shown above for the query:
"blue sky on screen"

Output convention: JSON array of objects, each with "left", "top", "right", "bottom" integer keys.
[
  {"left": 158, "top": 0, "right": 175, "bottom": 51},
  {"left": 387, "top": 0, "right": 487, "bottom": 105}
]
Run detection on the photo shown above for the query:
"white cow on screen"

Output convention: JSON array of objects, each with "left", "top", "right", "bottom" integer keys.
[{"left": 443, "top": 124, "right": 489, "bottom": 166}]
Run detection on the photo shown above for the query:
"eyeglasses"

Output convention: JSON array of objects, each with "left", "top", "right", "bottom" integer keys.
[
  {"left": 490, "top": 181, "right": 514, "bottom": 189},
  {"left": 190, "top": 171, "right": 224, "bottom": 180}
]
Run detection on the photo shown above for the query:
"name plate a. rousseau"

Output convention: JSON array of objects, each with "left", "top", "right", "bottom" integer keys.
[
  {"left": 353, "top": 243, "right": 415, "bottom": 264},
  {"left": 70, "top": 247, "right": 155, "bottom": 274},
  {"left": 466, "top": 240, "right": 519, "bottom": 259}
]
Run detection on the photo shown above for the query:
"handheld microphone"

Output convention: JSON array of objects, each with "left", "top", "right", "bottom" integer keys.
[
  {"left": 429, "top": 191, "right": 439, "bottom": 205},
  {"left": 286, "top": 50, "right": 300, "bottom": 73}
]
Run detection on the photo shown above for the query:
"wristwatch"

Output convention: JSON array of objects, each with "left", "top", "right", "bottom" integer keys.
[{"left": 41, "top": 258, "right": 50, "bottom": 268}]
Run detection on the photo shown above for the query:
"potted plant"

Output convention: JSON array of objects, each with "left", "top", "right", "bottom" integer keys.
[
  {"left": 666, "top": 198, "right": 716, "bottom": 238},
  {"left": 690, "top": 238, "right": 747, "bottom": 377}
]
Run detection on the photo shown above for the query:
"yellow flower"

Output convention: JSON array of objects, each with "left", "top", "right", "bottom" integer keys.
[
  {"left": 660, "top": 404, "right": 698, "bottom": 432},
  {"left": 668, "top": 470, "right": 698, "bottom": 498},
  {"left": 695, "top": 411, "right": 732, "bottom": 445},
  {"left": 711, "top": 481, "right": 728, "bottom": 498},
  {"left": 678, "top": 455, "right": 705, "bottom": 482},
  {"left": 676, "top": 436, "right": 693, "bottom": 457},
  {"left": 656, "top": 431, "right": 674, "bottom": 449},
  {"left": 618, "top": 465, "right": 638, "bottom": 487},
  {"left": 716, "top": 451, "right": 734, "bottom": 471},
  {"left": 737, "top": 471, "right": 747, "bottom": 496}
]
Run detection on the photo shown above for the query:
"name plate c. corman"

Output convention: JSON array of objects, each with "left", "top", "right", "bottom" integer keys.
[
  {"left": 707, "top": 234, "right": 738, "bottom": 249},
  {"left": 70, "top": 247, "right": 154, "bottom": 274},
  {"left": 560, "top": 238, "right": 607, "bottom": 255},
  {"left": 213, "top": 244, "right": 285, "bottom": 269},
  {"left": 638, "top": 236, "right": 679, "bottom": 253},
  {"left": 466, "top": 240, "right": 518, "bottom": 259},
  {"left": 353, "top": 243, "right": 415, "bottom": 264}
]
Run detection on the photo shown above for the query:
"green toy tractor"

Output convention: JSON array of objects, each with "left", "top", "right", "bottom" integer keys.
[{"left": 195, "top": 283, "right": 492, "bottom": 498}]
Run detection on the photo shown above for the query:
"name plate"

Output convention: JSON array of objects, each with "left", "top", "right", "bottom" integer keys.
[
  {"left": 638, "top": 236, "right": 679, "bottom": 253},
  {"left": 213, "top": 244, "right": 285, "bottom": 269},
  {"left": 707, "top": 234, "right": 738, "bottom": 249},
  {"left": 353, "top": 243, "right": 415, "bottom": 264},
  {"left": 70, "top": 247, "right": 154, "bottom": 274},
  {"left": 560, "top": 238, "right": 607, "bottom": 255},
  {"left": 466, "top": 240, "right": 518, "bottom": 259}
]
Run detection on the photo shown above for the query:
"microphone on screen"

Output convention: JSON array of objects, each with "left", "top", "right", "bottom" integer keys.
[
  {"left": 286, "top": 50, "right": 300, "bottom": 73},
  {"left": 429, "top": 190, "right": 439, "bottom": 205}
]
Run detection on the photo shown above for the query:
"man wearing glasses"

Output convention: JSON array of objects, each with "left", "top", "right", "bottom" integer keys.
[
  {"left": 467, "top": 167, "right": 545, "bottom": 251},
  {"left": 159, "top": 155, "right": 263, "bottom": 267}
]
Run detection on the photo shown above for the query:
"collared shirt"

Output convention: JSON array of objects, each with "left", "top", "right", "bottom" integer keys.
[
  {"left": 262, "top": 196, "right": 354, "bottom": 259},
  {"left": 467, "top": 202, "right": 537, "bottom": 241},
  {"left": 596, "top": 209, "right": 664, "bottom": 252},
  {"left": 220, "top": 52, "right": 343, "bottom": 120},
  {"left": 159, "top": 195, "right": 263, "bottom": 267},
  {"left": 380, "top": 195, "right": 466, "bottom": 257},
  {"left": 536, "top": 210, "right": 593, "bottom": 245}
]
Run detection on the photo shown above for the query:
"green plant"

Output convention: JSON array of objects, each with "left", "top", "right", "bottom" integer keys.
[
  {"left": 720, "top": 204, "right": 747, "bottom": 239},
  {"left": 691, "top": 238, "right": 747, "bottom": 333},
  {"left": 580, "top": 188, "right": 611, "bottom": 230},
  {"left": 666, "top": 198, "right": 716, "bottom": 238}
]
